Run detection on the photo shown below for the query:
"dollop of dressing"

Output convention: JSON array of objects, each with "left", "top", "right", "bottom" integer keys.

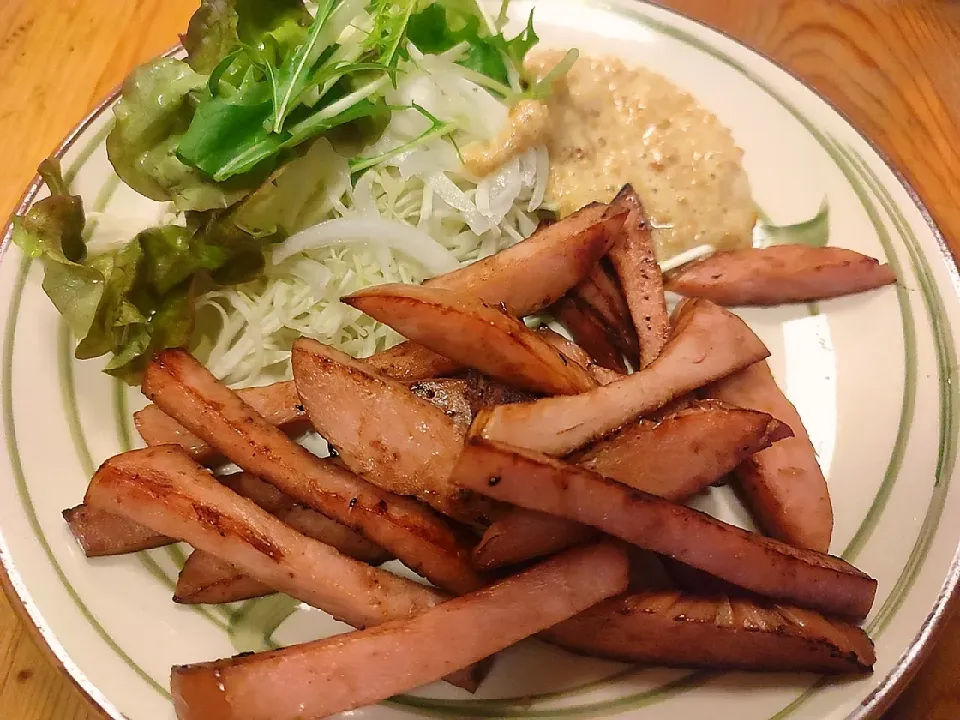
[
  {"left": 527, "top": 51, "right": 756, "bottom": 260},
  {"left": 463, "top": 99, "right": 551, "bottom": 177}
]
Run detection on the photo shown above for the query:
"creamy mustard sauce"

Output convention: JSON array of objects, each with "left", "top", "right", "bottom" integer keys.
[
  {"left": 463, "top": 99, "right": 552, "bottom": 177},
  {"left": 528, "top": 51, "right": 756, "bottom": 260}
]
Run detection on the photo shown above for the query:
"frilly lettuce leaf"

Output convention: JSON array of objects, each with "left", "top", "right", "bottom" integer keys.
[
  {"left": 11, "top": 158, "right": 286, "bottom": 382},
  {"left": 181, "top": 0, "right": 240, "bottom": 74},
  {"left": 13, "top": 160, "right": 86, "bottom": 262},
  {"left": 73, "top": 224, "right": 243, "bottom": 380},
  {"left": 73, "top": 238, "right": 149, "bottom": 362},
  {"left": 181, "top": 0, "right": 310, "bottom": 74},
  {"left": 12, "top": 159, "right": 106, "bottom": 339},
  {"left": 106, "top": 57, "right": 265, "bottom": 212},
  {"left": 82, "top": 212, "right": 276, "bottom": 381},
  {"left": 114, "top": 1, "right": 316, "bottom": 205},
  {"left": 233, "top": 0, "right": 310, "bottom": 49}
]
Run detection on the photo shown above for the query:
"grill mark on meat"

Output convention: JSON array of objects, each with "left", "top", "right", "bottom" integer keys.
[
  {"left": 149, "top": 352, "right": 483, "bottom": 592},
  {"left": 191, "top": 504, "right": 285, "bottom": 561}
]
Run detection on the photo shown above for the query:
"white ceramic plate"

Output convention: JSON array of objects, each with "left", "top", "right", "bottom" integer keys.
[{"left": 3, "top": 1, "right": 959, "bottom": 718}]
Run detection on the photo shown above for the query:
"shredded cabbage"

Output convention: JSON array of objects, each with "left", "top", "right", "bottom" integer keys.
[
  {"left": 193, "top": 60, "right": 550, "bottom": 386},
  {"left": 79, "top": 40, "right": 550, "bottom": 387},
  {"left": 20, "top": 0, "right": 575, "bottom": 383},
  {"left": 200, "top": 144, "right": 547, "bottom": 386}
]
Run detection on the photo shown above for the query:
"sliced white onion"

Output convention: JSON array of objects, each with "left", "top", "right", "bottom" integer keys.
[
  {"left": 395, "top": 143, "right": 460, "bottom": 179},
  {"left": 519, "top": 148, "right": 538, "bottom": 187},
  {"left": 475, "top": 179, "right": 491, "bottom": 217},
  {"left": 513, "top": 206, "right": 538, "bottom": 237},
  {"left": 502, "top": 219, "right": 525, "bottom": 245},
  {"left": 272, "top": 217, "right": 461, "bottom": 276},
  {"left": 658, "top": 244, "right": 715, "bottom": 273},
  {"left": 485, "top": 156, "right": 522, "bottom": 224},
  {"left": 408, "top": 57, "right": 508, "bottom": 141},
  {"left": 428, "top": 172, "right": 492, "bottom": 235},
  {"left": 528, "top": 145, "right": 550, "bottom": 212}
]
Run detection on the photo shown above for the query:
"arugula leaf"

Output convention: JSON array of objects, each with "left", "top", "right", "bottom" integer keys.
[
  {"left": 302, "top": 61, "right": 392, "bottom": 106},
  {"left": 177, "top": 0, "right": 401, "bottom": 182},
  {"left": 176, "top": 82, "right": 279, "bottom": 181},
  {"left": 350, "top": 104, "right": 454, "bottom": 173},
  {"left": 408, "top": 2, "right": 486, "bottom": 55},
  {"left": 286, "top": 90, "right": 389, "bottom": 146},
  {"left": 371, "top": 0, "right": 419, "bottom": 70},
  {"left": 486, "top": 8, "right": 548, "bottom": 95},
  {"left": 461, "top": 41, "right": 510, "bottom": 86},
  {"left": 525, "top": 48, "right": 578, "bottom": 100},
  {"left": 178, "top": 81, "right": 387, "bottom": 183},
  {"left": 501, "top": 9, "right": 537, "bottom": 69},
  {"left": 270, "top": 0, "right": 337, "bottom": 132},
  {"left": 174, "top": 0, "right": 556, "bottom": 191},
  {"left": 165, "top": 0, "right": 329, "bottom": 188},
  {"left": 407, "top": 2, "right": 544, "bottom": 95},
  {"left": 495, "top": 0, "right": 510, "bottom": 28},
  {"left": 406, "top": 3, "right": 459, "bottom": 52}
]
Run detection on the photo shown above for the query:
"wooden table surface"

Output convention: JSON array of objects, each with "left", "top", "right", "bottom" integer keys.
[{"left": 1, "top": 0, "right": 959, "bottom": 718}]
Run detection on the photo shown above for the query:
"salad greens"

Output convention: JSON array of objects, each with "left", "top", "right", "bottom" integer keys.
[
  {"left": 104, "top": 58, "right": 253, "bottom": 212},
  {"left": 15, "top": 0, "right": 567, "bottom": 382},
  {"left": 12, "top": 161, "right": 102, "bottom": 340},
  {"left": 349, "top": 104, "right": 453, "bottom": 174},
  {"left": 407, "top": 1, "right": 535, "bottom": 90},
  {"left": 14, "top": 159, "right": 268, "bottom": 383},
  {"left": 13, "top": 160, "right": 277, "bottom": 381}
]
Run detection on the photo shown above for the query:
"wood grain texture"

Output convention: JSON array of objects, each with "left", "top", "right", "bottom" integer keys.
[{"left": 0, "top": 1, "right": 958, "bottom": 719}]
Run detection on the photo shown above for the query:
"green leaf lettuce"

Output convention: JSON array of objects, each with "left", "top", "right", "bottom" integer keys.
[
  {"left": 181, "top": 0, "right": 312, "bottom": 75},
  {"left": 105, "top": 57, "right": 265, "bottom": 212},
  {"left": 12, "top": 160, "right": 104, "bottom": 339},
  {"left": 11, "top": 159, "right": 290, "bottom": 382}
]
